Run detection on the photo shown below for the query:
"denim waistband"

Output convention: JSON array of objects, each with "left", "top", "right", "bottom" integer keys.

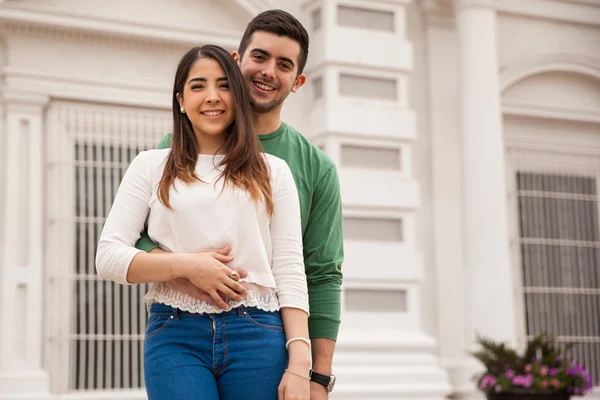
[{"left": 148, "top": 302, "right": 261, "bottom": 318}]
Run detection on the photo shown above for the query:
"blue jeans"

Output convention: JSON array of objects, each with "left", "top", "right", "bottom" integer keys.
[{"left": 143, "top": 303, "right": 287, "bottom": 400}]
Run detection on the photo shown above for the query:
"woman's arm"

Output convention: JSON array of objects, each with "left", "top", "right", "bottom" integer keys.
[
  {"left": 269, "top": 159, "right": 310, "bottom": 364},
  {"left": 270, "top": 160, "right": 310, "bottom": 400},
  {"left": 95, "top": 151, "right": 247, "bottom": 308}
]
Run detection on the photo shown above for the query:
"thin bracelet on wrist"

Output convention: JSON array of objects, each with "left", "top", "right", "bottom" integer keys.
[
  {"left": 285, "top": 369, "right": 310, "bottom": 381},
  {"left": 285, "top": 337, "right": 310, "bottom": 350}
]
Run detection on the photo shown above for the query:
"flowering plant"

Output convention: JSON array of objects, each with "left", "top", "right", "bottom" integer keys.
[{"left": 472, "top": 333, "right": 593, "bottom": 397}]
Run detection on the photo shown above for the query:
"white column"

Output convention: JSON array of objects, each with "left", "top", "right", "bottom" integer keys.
[
  {"left": 455, "top": 0, "right": 517, "bottom": 373},
  {"left": 424, "top": 2, "right": 472, "bottom": 393},
  {"left": 0, "top": 91, "right": 50, "bottom": 397}
]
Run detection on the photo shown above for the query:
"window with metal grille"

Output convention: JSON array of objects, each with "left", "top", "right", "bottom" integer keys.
[
  {"left": 45, "top": 102, "right": 171, "bottom": 393},
  {"left": 517, "top": 172, "right": 599, "bottom": 386}
]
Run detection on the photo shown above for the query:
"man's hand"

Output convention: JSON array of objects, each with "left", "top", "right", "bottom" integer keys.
[
  {"left": 310, "top": 382, "right": 328, "bottom": 399},
  {"left": 151, "top": 245, "right": 248, "bottom": 308}
]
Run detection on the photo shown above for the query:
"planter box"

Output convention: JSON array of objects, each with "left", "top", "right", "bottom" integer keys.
[{"left": 487, "top": 392, "right": 570, "bottom": 400}]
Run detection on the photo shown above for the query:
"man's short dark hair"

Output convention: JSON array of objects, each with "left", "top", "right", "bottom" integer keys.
[{"left": 238, "top": 9, "right": 309, "bottom": 75}]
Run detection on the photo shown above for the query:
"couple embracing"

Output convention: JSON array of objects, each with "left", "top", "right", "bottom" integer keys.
[{"left": 96, "top": 9, "right": 343, "bottom": 400}]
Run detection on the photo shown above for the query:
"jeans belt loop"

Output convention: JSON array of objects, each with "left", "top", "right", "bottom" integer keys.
[{"left": 237, "top": 305, "right": 246, "bottom": 317}]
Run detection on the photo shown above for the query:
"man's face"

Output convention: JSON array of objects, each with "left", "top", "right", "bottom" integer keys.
[{"left": 233, "top": 31, "right": 306, "bottom": 114}]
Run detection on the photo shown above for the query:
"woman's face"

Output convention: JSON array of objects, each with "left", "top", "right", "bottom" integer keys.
[{"left": 178, "top": 57, "right": 235, "bottom": 138}]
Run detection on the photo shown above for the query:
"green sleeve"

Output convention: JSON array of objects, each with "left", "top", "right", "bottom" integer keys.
[
  {"left": 304, "top": 165, "right": 344, "bottom": 340},
  {"left": 134, "top": 133, "right": 173, "bottom": 252}
]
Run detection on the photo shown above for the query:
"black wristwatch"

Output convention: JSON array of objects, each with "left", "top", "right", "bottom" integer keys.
[{"left": 309, "top": 370, "right": 336, "bottom": 393}]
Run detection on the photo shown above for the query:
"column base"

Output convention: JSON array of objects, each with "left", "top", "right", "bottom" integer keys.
[
  {"left": 0, "top": 369, "right": 50, "bottom": 399},
  {"left": 332, "top": 329, "right": 452, "bottom": 400},
  {"left": 443, "top": 357, "right": 482, "bottom": 399}
]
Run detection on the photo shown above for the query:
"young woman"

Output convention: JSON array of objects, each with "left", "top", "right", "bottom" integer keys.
[{"left": 96, "top": 45, "right": 310, "bottom": 400}]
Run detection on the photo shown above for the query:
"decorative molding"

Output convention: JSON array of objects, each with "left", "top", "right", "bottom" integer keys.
[
  {"left": 497, "top": 0, "right": 600, "bottom": 26},
  {"left": 0, "top": 6, "right": 241, "bottom": 49},
  {"left": 302, "top": 0, "right": 412, "bottom": 11},
  {"left": 504, "top": 136, "right": 600, "bottom": 158},
  {"left": 500, "top": 52, "right": 600, "bottom": 91},
  {"left": 502, "top": 100, "right": 600, "bottom": 124},
  {"left": 454, "top": 0, "right": 496, "bottom": 12},
  {"left": 422, "top": 0, "right": 455, "bottom": 28},
  {"left": 1, "top": 89, "right": 49, "bottom": 114},
  {"left": 231, "top": 0, "right": 272, "bottom": 16},
  {"left": 5, "top": 67, "right": 170, "bottom": 94},
  {"left": 562, "top": 0, "right": 600, "bottom": 7}
]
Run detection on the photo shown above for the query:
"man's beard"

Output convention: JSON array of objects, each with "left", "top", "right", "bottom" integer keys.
[{"left": 248, "top": 83, "right": 293, "bottom": 114}]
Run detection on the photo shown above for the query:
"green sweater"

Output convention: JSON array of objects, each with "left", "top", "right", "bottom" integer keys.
[{"left": 135, "top": 122, "right": 344, "bottom": 340}]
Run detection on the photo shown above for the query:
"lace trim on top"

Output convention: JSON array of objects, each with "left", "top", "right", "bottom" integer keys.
[{"left": 144, "top": 281, "right": 279, "bottom": 314}]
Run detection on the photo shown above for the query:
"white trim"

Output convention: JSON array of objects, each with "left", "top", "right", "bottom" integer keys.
[
  {"left": 500, "top": 53, "right": 600, "bottom": 92},
  {"left": 422, "top": 0, "right": 455, "bottom": 29},
  {"left": 497, "top": 0, "right": 600, "bottom": 26},
  {"left": 0, "top": 5, "right": 240, "bottom": 48},
  {"left": 4, "top": 68, "right": 170, "bottom": 109},
  {"left": 505, "top": 149, "right": 528, "bottom": 354},
  {"left": 502, "top": 101, "right": 600, "bottom": 124},
  {"left": 231, "top": 0, "right": 271, "bottom": 16},
  {"left": 454, "top": 0, "right": 495, "bottom": 12},
  {"left": 302, "top": 0, "right": 412, "bottom": 10}
]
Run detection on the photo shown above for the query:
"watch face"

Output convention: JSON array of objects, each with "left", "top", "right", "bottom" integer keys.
[{"left": 327, "top": 375, "right": 336, "bottom": 393}]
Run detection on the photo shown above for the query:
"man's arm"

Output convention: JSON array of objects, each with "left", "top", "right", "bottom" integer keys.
[
  {"left": 303, "top": 164, "right": 344, "bottom": 375},
  {"left": 134, "top": 132, "right": 173, "bottom": 253}
]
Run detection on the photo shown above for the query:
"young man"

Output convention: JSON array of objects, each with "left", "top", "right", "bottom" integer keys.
[{"left": 136, "top": 10, "right": 343, "bottom": 398}]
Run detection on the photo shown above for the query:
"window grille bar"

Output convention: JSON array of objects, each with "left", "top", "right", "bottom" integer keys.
[
  {"left": 86, "top": 134, "right": 96, "bottom": 390},
  {"left": 518, "top": 190, "right": 597, "bottom": 201},
  {"left": 46, "top": 102, "right": 171, "bottom": 392},
  {"left": 76, "top": 135, "right": 86, "bottom": 390},
  {"left": 96, "top": 116, "right": 105, "bottom": 390},
  {"left": 517, "top": 171, "right": 600, "bottom": 387}
]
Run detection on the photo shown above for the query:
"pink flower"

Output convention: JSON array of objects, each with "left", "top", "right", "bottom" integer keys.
[
  {"left": 512, "top": 375, "right": 533, "bottom": 388},
  {"left": 506, "top": 369, "right": 515, "bottom": 379},
  {"left": 524, "top": 364, "right": 532, "bottom": 373},
  {"left": 541, "top": 380, "right": 548, "bottom": 388},
  {"left": 552, "top": 379, "right": 560, "bottom": 388},
  {"left": 479, "top": 374, "right": 496, "bottom": 389},
  {"left": 540, "top": 366, "right": 549, "bottom": 376}
]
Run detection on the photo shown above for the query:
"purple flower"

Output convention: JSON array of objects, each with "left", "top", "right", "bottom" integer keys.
[
  {"left": 556, "top": 354, "right": 563, "bottom": 361},
  {"left": 505, "top": 369, "right": 515, "bottom": 379},
  {"left": 549, "top": 368, "right": 558, "bottom": 376},
  {"left": 566, "top": 364, "right": 586, "bottom": 377},
  {"left": 566, "top": 367, "right": 578, "bottom": 376},
  {"left": 567, "top": 386, "right": 573, "bottom": 393}
]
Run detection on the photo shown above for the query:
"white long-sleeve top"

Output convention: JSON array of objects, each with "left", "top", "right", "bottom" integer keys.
[{"left": 96, "top": 149, "right": 309, "bottom": 314}]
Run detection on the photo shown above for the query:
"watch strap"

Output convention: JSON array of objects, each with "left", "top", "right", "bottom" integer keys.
[{"left": 310, "top": 370, "right": 331, "bottom": 388}]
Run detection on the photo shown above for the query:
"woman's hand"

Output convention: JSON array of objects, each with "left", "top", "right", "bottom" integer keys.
[
  {"left": 278, "top": 368, "right": 311, "bottom": 400},
  {"left": 176, "top": 251, "right": 248, "bottom": 309},
  {"left": 166, "top": 246, "right": 248, "bottom": 308}
]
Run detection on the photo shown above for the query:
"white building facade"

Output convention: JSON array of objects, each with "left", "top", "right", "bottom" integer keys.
[{"left": 0, "top": 0, "right": 599, "bottom": 399}]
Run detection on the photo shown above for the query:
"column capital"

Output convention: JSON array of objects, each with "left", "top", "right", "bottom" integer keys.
[
  {"left": 1, "top": 90, "right": 49, "bottom": 114},
  {"left": 423, "top": 0, "right": 455, "bottom": 28},
  {"left": 454, "top": 0, "right": 496, "bottom": 12}
]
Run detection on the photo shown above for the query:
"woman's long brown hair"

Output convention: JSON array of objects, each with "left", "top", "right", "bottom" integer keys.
[{"left": 157, "top": 45, "right": 273, "bottom": 216}]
